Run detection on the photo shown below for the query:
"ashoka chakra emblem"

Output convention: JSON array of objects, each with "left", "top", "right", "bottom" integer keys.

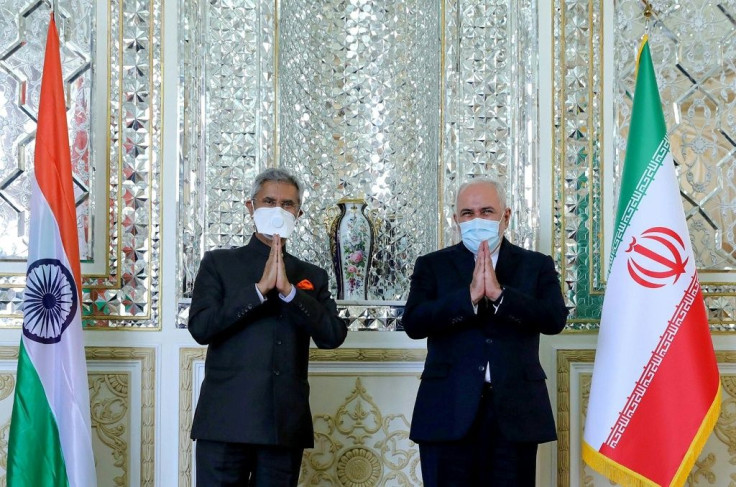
[{"left": 23, "top": 258, "right": 78, "bottom": 344}]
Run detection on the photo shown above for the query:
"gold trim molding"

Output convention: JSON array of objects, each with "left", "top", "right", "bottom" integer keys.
[
  {"left": 179, "top": 347, "right": 206, "bottom": 487},
  {"left": 309, "top": 348, "right": 427, "bottom": 362}
]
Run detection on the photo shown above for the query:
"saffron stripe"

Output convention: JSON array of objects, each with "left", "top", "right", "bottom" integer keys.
[{"left": 32, "top": 17, "right": 81, "bottom": 294}]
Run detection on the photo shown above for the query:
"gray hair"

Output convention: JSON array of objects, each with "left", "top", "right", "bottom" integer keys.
[
  {"left": 250, "top": 168, "right": 304, "bottom": 204},
  {"left": 455, "top": 177, "right": 507, "bottom": 210}
]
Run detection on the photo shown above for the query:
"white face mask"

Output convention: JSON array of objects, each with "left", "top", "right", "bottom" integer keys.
[
  {"left": 253, "top": 207, "right": 297, "bottom": 239},
  {"left": 459, "top": 218, "right": 501, "bottom": 255}
]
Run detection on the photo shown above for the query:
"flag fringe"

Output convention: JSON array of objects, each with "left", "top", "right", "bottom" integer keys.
[
  {"left": 670, "top": 382, "right": 722, "bottom": 486},
  {"left": 582, "top": 383, "right": 722, "bottom": 487},
  {"left": 582, "top": 442, "right": 658, "bottom": 487}
]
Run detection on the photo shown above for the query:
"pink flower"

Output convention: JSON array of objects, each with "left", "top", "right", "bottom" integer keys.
[
  {"left": 349, "top": 250, "right": 363, "bottom": 263},
  {"left": 347, "top": 265, "right": 357, "bottom": 274}
]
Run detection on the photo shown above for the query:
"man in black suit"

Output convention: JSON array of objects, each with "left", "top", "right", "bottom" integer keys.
[
  {"left": 402, "top": 177, "right": 568, "bottom": 486},
  {"left": 188, "top": 168, "right": 347, "bottom": 487}
]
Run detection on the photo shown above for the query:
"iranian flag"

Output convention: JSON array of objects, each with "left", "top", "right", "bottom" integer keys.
[
  {"left": 7, "top": 15, "right": 97, "bottom": 487},
  {"left": 582, "top": 37, "right": 721, "bottom": 486}
]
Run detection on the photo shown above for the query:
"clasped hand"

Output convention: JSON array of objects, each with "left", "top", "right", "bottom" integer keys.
[
  {"left": 470, "top": 240, "right": 503, "bottom": 305},
  {"left": 256, "top": 236, "right": 293, "bottom": 297}
]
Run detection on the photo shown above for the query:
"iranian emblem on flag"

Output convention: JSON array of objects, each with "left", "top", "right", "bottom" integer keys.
[
  {"left": 582, "top": 37, "right": 720, "bottom": 487},
  {"left": 625, "top": 227, "right": 688, "bottom": 289}
]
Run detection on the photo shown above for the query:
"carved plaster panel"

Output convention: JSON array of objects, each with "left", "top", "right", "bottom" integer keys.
[
  {"left": 179, "top": 347, "right": 426, "bottom": 487},
  {"left": 301, "top": 376, "right": 421, "bottom": 486},
  {"left": 0, "top": 346, "right": 155, "bottom": 486}
]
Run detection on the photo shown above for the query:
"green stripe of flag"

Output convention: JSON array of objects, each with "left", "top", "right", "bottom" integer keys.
[
  {"left": 8, "top": 341, "right": 69, "bottom": 487},
  {"left": 609, "top": 40, "right": 669, "bottom": 264}
]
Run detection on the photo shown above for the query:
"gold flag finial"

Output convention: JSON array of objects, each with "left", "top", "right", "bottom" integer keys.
[{"left": 642, "top": 0, "right": 653, "bottom": 19}]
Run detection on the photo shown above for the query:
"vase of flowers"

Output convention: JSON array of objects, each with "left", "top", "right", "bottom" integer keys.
[{"left": 330, "top": 198, "right": 374, "bottom": 300}]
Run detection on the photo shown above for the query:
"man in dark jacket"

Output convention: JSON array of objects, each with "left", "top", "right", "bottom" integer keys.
[
  {"left": 188, "top": 168, "right": 347, "bottom": 486},
  {"left": 402, "top": 177, "right": 568, "bottom": 486}
]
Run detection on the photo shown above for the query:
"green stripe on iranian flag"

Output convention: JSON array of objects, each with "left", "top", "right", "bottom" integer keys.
[
  {"left": 582, "top": 38, "right": 720, "bottom": 487},
  {"left": 608, "top": 39, "right": 667, "bottom": 265}
]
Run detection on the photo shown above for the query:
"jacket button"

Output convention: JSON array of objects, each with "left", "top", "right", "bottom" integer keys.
[
  {"left": 486, "top": 338, "right": 492, "bottom": 344},
  {"left": 276, "top": 340, "right": 282, "bottom": 345},
  {"left": 478, "top": 365, "right": 485, "bottom": 373},
  {"left": 273, "top": 370, "right": 280, "bottom": 376}
]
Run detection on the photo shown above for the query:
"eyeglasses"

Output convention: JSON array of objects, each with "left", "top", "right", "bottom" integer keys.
[{"left": 254, "top": 197, "right": 299, "bottom": 212}]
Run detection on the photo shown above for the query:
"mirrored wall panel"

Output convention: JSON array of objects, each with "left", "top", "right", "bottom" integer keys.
[
  {"left": 554, "top": 0, "right": 736, "bottom": 329},
  {"left": 0, "top": 0, "right": 162, "bottom": 328},
  {"left": 176, "top": 0, "right": 540, "bottom": 328},
  {"left": 278, "top": 0, "right": 440, "bottom": 301},
  {"left": 441, "top": 0, "right": 539, "bottom": 249},
  {"left": 0, "top": 1, "right": 94, "bottom": 261}
]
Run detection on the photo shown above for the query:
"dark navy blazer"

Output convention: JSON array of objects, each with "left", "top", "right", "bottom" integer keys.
[
  {"left": 188, "top": 235, "right": 347, "bottom": 448},
  {"left": 402, "top": 238, "right": 568, "bottom": 444}
]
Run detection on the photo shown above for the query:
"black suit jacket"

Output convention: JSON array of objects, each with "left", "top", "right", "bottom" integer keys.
[
  {"left": 188, "top": 235, "right": 347, "bottom": 448},
  {"left": 402, "top": 238, "right": 568, "bottom": 444}
]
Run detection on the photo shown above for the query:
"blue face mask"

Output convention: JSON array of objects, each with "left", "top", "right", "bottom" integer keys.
[{"left": 459, "top": 218, "right": 501, "bottom": 255}]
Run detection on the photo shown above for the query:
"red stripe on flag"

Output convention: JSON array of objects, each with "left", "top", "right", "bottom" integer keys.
[
  {"left": 34, "top": 16, "right": 81, "bottom": 295},
  {"left": 599, "top": 290, "right": 719, "bottom": 485}
]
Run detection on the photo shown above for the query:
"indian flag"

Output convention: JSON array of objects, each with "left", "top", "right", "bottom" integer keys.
[
  {"left": 7, "top": 14, "right": 97, "bottom": 487},
  {"left": 582, "top": 37, "right": 721, "bottom": 487}
]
